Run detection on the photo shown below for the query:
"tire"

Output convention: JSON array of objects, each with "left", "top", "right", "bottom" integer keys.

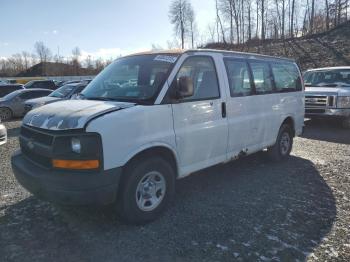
[
  {"left": 0, "top": 107, "right": 12, "bottom": 121},
  {"left": 342, "top": 118, "right": 350, "bottom": 129},
  {"left": 117, "top": 156, "right": 175, "bottom": 224},
  {"left": 267, "top": 124, "right": 293, "bottom": 161}
]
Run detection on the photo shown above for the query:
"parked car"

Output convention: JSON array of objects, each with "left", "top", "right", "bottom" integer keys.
[
  {"left": 53, "top": 80, "right": 66, "bottom": 88},
  {"left": 0, "top": 88, "right": 52, "bottom": 120},
  {"left": 12, "top": 50, "right": 304, "bottom": 224},
  {"left": 25, "top": 83, "right": 87, "bottom": 112},
  {"left": 24, "top": 80, "right": 57, "bottom": 90},
  {"left": 0, "top": 84, "right": 24, "bottom": 97},
  {"left": 304, "top": 67, "right": 350, "bottom": 128},
  {"left": 0, "top": 120, "right": 7, "bottom": 145}
]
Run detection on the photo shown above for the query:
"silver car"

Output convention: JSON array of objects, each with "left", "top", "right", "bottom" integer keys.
[
  {"left": 0, "top": 88, "right": 52, "bottom": 121},
  {"left": 0, "top": 120, "right": 6, "bottom": 145},
  {"left": 25, "top": 83, "right": 87, "bottom": 112}
]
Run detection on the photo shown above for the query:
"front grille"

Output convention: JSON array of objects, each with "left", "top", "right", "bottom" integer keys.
[
  {"left": 20, "top": 125, "right": 54, "bottom": 168},
  {"left": 21, "top": 145, "right": 52, "bottom": 168},
  {"left": 21, "top": 126, "right": 53, "bottom": 146},
  {"left": 305, "top": 95, "right": 337, "bottom": 109},
  {"left": 305, "top": 108, "right": 326, "bottom": 114}
]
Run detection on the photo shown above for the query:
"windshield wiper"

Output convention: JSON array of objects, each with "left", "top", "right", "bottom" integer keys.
[{"left": 85, "top": 96, "right": 117, "bottom": 101}]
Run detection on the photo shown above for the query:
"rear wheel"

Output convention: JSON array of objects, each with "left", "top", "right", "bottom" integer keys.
[
  {"left": 0, "top": 108, "right": 12, "bottom": 121},
  {"left": 267, "top": 124, "right": 293, "bottom": 161},
  {"left": 117, "top": 156, "right": 175, "bottom": 224}
]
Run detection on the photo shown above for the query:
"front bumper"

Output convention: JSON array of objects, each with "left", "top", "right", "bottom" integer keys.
[
  {"left": 305, "top": 108, "right": 350, "bottom": 119},
  {"left": 11, "top": 150, "right": 122, "bottom": 206}
]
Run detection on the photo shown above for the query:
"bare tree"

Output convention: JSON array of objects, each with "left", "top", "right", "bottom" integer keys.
[
  {"left": 187, "top": 3, "right": 196, "bottom": 48},
  {"left": 261, "top": 0, "right": 266, "bottom": 40},
  {"left": 71, "top": 47, "right": 81, "bottom": 75},
  {"left": 310, "top": 0, "right": 315, "bottom": 33},
  {"left": 34, "top": 41, "right": 52, "bottom": 63},
  {"left": 290, "top": 0, "right": 296, "bottom": 37},
  {"left": 169, "top": 0, "right": 191, "bottom": 49},
  {"left": 21, "top": 51, "right": 31, "bottom": 70}
]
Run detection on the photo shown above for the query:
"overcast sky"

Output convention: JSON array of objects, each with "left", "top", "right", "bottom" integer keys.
[{"left": 0, "top": 0, "right": 216, "bottom": 59}]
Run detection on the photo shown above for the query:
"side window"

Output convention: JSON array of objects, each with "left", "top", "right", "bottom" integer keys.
[
  {"left": 175, "top": 56, "right": 220, "bottom": 101},
  {"left": 224, "top": 59, "right": 252, "bottom": 97},
  {"left": 271, "top": 62, "right": 302, "bottom": 92},
  {"left": 75, "top": 86, "right": 86, "bottom": 94},
  {"left": 36, "top": 91, "right": 51, "bottom": 97},
  {"left": 249, "top": 61, "right": 274, "bottom": 94},
  {"left": 19, "top": 92, "right": 36, "bottom": 100}
]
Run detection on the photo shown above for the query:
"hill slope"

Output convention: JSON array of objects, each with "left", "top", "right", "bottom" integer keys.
[
  {"left": 205, "top": 21, "right": 350, "bottom": 70},
  {"left": 17, "top": 62, "right": 93, "bottom": 77}
]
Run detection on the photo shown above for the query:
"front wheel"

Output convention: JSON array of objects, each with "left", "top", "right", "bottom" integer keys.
[
  {"left": 267, "top": 124, "right": 294, "bottom": 161},
  {"left": 117, "top": 156, "right": 175, "bottom": 224}
]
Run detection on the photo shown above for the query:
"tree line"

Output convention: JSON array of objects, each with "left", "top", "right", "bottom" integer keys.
[
  {"left": 169, "top": 0, "right": 350, "bottom": 48},
  {"left": 0, "top": 41, "right": 113, "bottom": 77},
  {"left": 1, "top": 1, "right": 349, "bottom": 77}
]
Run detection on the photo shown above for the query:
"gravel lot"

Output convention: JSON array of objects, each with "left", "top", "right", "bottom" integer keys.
[{"left": 0, "top": 119, "right": 349, "bottom": 262}]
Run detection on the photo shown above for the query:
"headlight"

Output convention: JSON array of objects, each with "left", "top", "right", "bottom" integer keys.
[
  {"left": 337, "top": 96, "right": 350, "bottom": 108},
  {"left": 71, "top": 138, "right": 81, "bottom": 154},
  {"left": 52, "top": 133, "right": 102, "bottom": 170}
]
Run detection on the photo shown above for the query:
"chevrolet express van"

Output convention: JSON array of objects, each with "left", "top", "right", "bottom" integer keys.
[{"left": 12, "top": 50, "right": 304, "bottom": 224}]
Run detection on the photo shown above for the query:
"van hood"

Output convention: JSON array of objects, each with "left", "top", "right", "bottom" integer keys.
[
  {"left": 23, "top": 100, "right": 135, "bottom": 130},
  {"left": 305, "top": 86, "right": 350, "bottom": 96}
]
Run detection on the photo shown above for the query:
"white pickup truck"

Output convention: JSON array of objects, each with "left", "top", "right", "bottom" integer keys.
[
  {"left": 12, "top": 50, "right": 304, "bottom": 224},
  {"left": 304, "top": 67, "right": 350, "bottom": 128}
]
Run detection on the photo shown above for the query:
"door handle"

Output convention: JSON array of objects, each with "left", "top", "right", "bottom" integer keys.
[{"left": 221, "top": 102, "right": 227, "bottom": 118}]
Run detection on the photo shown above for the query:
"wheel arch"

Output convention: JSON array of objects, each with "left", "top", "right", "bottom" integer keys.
[
  {"left": 0, "top": 106, "right": 13, "bottom": 120},
  {"left": 281, "top": 116, "right": 296, "bottom": 137},
  {"left": 123, "top": 144, "right": 179, "bottom": 178}
]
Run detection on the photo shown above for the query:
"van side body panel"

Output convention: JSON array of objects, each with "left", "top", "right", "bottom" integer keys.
[{"left": 86, "top": 105, "right": 178, "bottom": 171}]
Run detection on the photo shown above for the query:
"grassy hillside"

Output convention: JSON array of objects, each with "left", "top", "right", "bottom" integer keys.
[{"left": 205, "top": 21, "right": 350, "bottom": 71}]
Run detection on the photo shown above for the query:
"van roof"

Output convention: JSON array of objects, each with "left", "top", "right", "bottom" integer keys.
[
  {"left": 126, "top": 49, "right": 295, "bottom": 63},
  {"left": 305, "top": 66, "right": 350, "bottom": 72}
]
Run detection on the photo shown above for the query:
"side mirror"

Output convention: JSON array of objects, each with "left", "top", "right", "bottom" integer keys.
[{"left": 176, "top": 76, "right": 194, "bottom": 99}]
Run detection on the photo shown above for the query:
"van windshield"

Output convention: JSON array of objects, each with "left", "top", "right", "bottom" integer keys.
[
  {"left": 304, "top": 69, "right": 350, "bottom": 87},
  {"left": 81, "top": 54, "right": 179, "bottom": 104}
]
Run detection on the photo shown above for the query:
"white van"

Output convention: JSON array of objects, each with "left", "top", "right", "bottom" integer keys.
[{"left": 12, "top": 50, "right": 304, "bottom": 224}]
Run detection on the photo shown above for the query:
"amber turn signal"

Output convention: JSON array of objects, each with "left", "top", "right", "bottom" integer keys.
[{"left": 52, "top": 159, "right": 99, "bottom": 170}]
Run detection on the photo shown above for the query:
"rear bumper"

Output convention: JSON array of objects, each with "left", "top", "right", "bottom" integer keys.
[
  {"left": 11, "top": 150, "right": 122, "bottom": 206},
  {"left": 305, "top": 108, "right": 350, "bottom": 119}
]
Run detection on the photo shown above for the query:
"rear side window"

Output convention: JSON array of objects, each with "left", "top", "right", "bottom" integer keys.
[
  {"left": 249, "top": 61, "right": 274, "bottom": 94},
  {"left": 271, "top": 63, "right": 302, "bottom": 92},
  {"left": 19, "top": 91, "right": 49, "bottom": 100},
  {"left": 175, "top": 56, "right": 220, "bottom": 101},
  {"left": 224, "top": 59, "right": 252, "bottom": 97}
]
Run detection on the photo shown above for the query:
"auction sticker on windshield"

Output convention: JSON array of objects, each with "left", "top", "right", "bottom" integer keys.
[{"left": 154, "top": 55, "right": 178, "bottom": 63}]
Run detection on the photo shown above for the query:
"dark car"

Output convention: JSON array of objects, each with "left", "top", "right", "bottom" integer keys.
[
  {"left": 24, "top": 80, "right": 57, "bottom": 90},
  {"left": 0, "top": 88, "right": 52, "bottom": 120},
  {"left": 0, "top": 84, "right": 24, "bottom": 98},
  {"left": 25, "top": 83, "right": 87, "bottom": 112}
]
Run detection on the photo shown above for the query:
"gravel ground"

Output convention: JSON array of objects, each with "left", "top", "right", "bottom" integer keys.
[{"left": 0, "top": 119, "right": 349, "bottom": 262}]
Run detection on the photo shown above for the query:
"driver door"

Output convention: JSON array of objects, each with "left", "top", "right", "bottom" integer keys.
[{"left": 169, "top": 56, "right": 228, "bottom": 176}]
